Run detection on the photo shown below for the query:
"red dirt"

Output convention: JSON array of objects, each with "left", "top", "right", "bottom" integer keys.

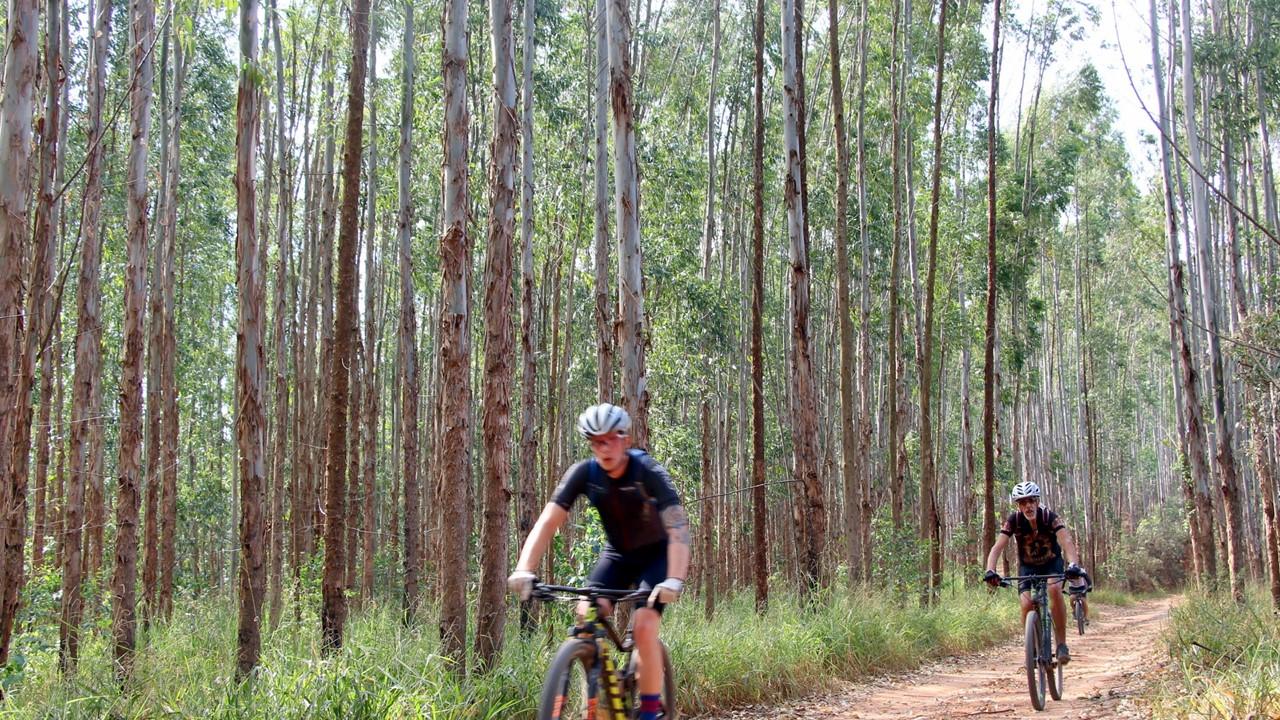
[{"left": 700, "top": 597, "right": 1174, "bottom": 720}]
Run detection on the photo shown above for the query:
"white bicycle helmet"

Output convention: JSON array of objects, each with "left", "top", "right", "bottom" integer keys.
[
  {"left": 577, "top": 403, "right": 631, "bottom": 439},
  {"left": 1009, "top": 481, "right": 1041, "bottom": 503}
]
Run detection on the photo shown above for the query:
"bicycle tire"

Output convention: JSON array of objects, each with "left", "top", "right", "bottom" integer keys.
[
  {"left": 623, "top": 639, "right": 678, "bottom": 719},
  {"left": 1073, "top": 596, "right": 1086, "bottom": 636},
  {"left": 1044, "top": 605, "right": 1062, "bottom": 701},
  {"left": 1025, "top": 611, "right": 1045, "bottom": 711},
  {"left": 538, "top": 639, "right": 598, "bottom": 720}
]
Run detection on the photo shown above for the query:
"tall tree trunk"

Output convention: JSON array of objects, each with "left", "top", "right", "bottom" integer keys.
[
  {"left": 782, "top": 0, "right": 824, "bottom": 591},
  {"left": 855, "top": 0, "right": 874, "bottom": 583},
  {"left": 919, "top": 0, "right": 948, "bottom": 605},
  {"left": 267, "top": 0, "right": 288, "bottom": 629},
  {"left": 517, "top": 0, "right": 539, "bottom": 632},
  {"left": 0, "top": 0, "right": 40, "bottom": 672},
  {"left": 828, "top": 0, "right": 860, "bottom": 586},
  {"left": 398, "top": 0, "right": 421, "bottom": 625},
  {"left": 476, "top": 0, "right": 518, "bottom": 670},
  {"left": 702, "top": 0, "right": 721, "bottom": 278},
  {"left": 437, "top": 0, "right": 471, "bottom": 666},
  {"left": 1178, "top": 0, "right": 1242, "bottom": 600},
  {"left": 886, "top": 0, "right": 905, "bottom": 532},
  {"left": 751, "top": 0, "right": 769, "bottom": 612},
  {"left": 593, "top": 0, "right": 613, "bottom": 402},
  {"left": 4, "top": 0, "right": 62, "bottom": 665},
  {"left": 32, "top": 0, "right": 70, "bottom": 575},
  {"left": 143, "top": 15, "right": 172, "bottom": 624},
  {"left": 59, "top": 0, "right": 112, "bottom": 673},
  {"left": 981, "top": 0, "right": 1003, "bottom": 563},
  {"left": 608, "top": 0, "right": 648, "bottom": 449},
  {"left": 360, "top": 8, "right": 379, "bottom": 607},
  {"left": 322, "top": 0, "right": 372, "bottom": 653},
  {"left": 109, "top": 0, "right": 155, "bottom": 681},
  {"left": 234, "top": 0, "right": 267, "bottom": 679}
]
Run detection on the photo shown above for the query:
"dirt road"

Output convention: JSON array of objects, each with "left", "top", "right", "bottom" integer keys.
[{"left": 703, "top": 597, "right": 1174, "bottom": 719}]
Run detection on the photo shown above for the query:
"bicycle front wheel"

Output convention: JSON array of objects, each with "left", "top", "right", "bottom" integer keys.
[
  {"left": 1074, "top": 597, "right": 1086, "bottom": 636},
  {"left": 538, "top": 639, "right": 599, "bottom": 720},
  {"left": 1024, "top": 610, "right": 1045, "bottom": 711}
]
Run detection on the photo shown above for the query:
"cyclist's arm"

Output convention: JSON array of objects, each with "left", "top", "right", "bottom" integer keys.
[
  {"left": 1055, "top": 524, "right": 1081, "bottom": 566},
  {"left": 514, "top": 503, "right": 569, "bottom": 573},
  {"left": 984, "top": 532, "right": 1010, "bottom": 573},
  {"left": 661, "top": 506, "right": 691, "bottom": 581}
]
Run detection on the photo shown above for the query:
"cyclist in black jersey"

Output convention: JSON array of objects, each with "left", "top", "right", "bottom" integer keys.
[
  {"left": 509, "top": 403, "right": 690, "bottom": 720},
  {"left": 983, "top": 481, "right": 1088, "bottom": 665}
]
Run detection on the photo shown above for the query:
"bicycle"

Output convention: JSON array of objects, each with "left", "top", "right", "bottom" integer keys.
[
  {"left": 531, "top": 583, "right": 678, "bottom": 720},
  {"left": 1067, "top": 582, "right": 1090, "bottom": 636},
  {"left": 995, "top": 573, "right": 1067, "bottom": 711}
]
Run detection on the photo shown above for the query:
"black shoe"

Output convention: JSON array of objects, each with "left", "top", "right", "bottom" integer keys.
[{"left": 1057, "top": 643, "right": 1070, "bottom": 665}]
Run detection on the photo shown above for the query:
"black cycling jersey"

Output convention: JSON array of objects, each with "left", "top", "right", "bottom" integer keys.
[
  {"left": 1000, "top": 507, "right": 1065, "bottom": 566},
  {"left": 551, "top": 449, "right": 682, "bottom": 554}
]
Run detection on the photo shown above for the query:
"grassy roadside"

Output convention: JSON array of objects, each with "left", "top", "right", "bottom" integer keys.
[
  {"left": 0, "top": 584, "right": 1035, "bottom": 719},
  {"left": 1146, "top": 587, "right": 1280, "bottom": 719}
]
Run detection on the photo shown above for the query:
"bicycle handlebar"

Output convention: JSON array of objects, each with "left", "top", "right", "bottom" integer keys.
[{"left": 531, "top": 583, "right": 651, "bottom": 604}]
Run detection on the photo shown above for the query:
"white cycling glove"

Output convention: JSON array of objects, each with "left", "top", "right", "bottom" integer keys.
[
  {"left": 507, "top": 570, "right": 537, "bottom": 601},
  {"left": 648, "top": 577, "right": 684, "bottom": 606}
]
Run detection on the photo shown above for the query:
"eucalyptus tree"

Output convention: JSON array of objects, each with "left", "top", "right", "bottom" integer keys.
[
  {"left": 110, "top": 0, "right": 157, "bottom": 680},
  {"left": 268, "top": 0, "right": 289, "bottom": 628},
  {"left": 919, "top": 0, "right": 949, "bottom": 605},
  {"left": 234, "top": 0, "right": 266, "bottom": 678},
  {"left": 782, "top": 0, "right": 824, "bottom": 591},
  {"left": 60, "top": 0, "right": 113, "bottom": 673},
  {"left": 608, "top": 0, "right": 649, "bottom": 448},
  {"left": 322, "top": 0, "right": 373, "bottom": 653},
  {"left": 437, "top": 0, "right": 472, "bottom": 666},
  {"left": 981, "top": 0, "right": 1003, "bottom": 562},
  {"left": 477, "top": 0, "right": 519, "bottom": 670},
  {"left": 594, "top": 0, "right": 613, "bottom": 403},
  {"left": 1178, "top": 0, "right": 1242, "bottom": 600},
  {"left": 751, "top": 0, "right": 768, "bottom": 612},
  {"left": 399, "top": 0, "right": 422, "bottom": 624},
  {"left": 517, "top": 0, "right": 538, "bottom": 632},
  {"left": 0, "top": 0, "right": 39, "bottom": 672}
]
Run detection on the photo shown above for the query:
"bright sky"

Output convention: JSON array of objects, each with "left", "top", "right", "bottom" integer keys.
[{"left": 998, "top": 0, "right": 1161, "bottom": 185}]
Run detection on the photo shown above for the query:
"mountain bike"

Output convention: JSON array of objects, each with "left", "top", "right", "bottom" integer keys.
[
  {"left": 531, "top": 583, "right": 678, "bottom": 720},
  {"left": 1067, "top": 582, "right": 1090, "bottom": 636},
  {"left": 996, "top": 573, "right": 1067, "bottom": 711}
]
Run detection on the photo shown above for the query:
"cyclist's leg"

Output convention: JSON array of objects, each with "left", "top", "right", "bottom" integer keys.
[
  {"left": 632, "top": 546, "right": 670, "bottom": 705},
  {"left": 582, "top": 546, "right": 630, "bottom": 619},
  {"left": 1017, "top": 566, "right": 1035, "bottom": 625}
]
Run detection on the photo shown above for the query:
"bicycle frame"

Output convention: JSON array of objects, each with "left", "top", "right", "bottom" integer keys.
[
  {"left": 535, "top": 584, "right": 654, "bottom": 720},
  {"left": 998, "top": 573, "right": 1066, "bottom": 710}
]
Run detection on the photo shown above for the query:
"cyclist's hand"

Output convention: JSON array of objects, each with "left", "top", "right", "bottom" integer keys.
[
  {"left": 983, "top": 570, "right": 1001, "bottom": 587},
  {"left": 648, "top": 578, "right": 684, "bottom": 606},
  {"left": 1065, "top": 563, "right": 1086, "bottom": 580},
  {"left": 507, "top": 570, "right": 537, "bottom": 601}
]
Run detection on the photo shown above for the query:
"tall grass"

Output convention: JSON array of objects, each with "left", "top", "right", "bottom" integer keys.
[
  {"left": 1150, "top": 587, "right": 1280, "bottom": 719},
  {"left": 1, "top": 584, "right": 1022, "bottom": 718}
]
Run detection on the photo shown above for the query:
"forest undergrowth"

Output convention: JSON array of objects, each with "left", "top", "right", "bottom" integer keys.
[
  {"left": 1, "top": 582, "right": 1031, "bottom": 719},
  {"left": 1149, "top": 587, "right": 1280, "bottom": 720}
]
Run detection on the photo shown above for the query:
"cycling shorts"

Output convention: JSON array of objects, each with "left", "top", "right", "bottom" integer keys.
[
  {"left": 1017, "top": 556, "right": 1065, "bottom": 593},
  {"left": 588, "top": 543, "right": 669, "bottom": 614}
]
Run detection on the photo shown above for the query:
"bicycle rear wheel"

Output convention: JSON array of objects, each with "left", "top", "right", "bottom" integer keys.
[
  {"left": 623, "top": 640, "right": 677, "bottom": 719},
  {"left": 1024, "top": 611, "right": 1045, "bottom": 711},
  {"left": 538, "top": 639, "right": 599, "bottom": 720},
  {"left": 1044, "top": 610, "right": 1062, "bottom": 701}
]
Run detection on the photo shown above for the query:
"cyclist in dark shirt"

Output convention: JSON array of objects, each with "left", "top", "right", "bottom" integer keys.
[
  {"left": 509, "top": 403, "right": 689, "bottom": 720},
  {"left": 983, "top": 481, "right": 1088, "bottom": 665}
]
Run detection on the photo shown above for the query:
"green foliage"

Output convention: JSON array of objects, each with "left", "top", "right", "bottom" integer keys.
[
  {"left": 1151, "top": 589, "right": 1280, "bottom": 719},
  {"left": 1101, "top": 503, "right": 1188, "bottom": 592},
  {"left": 2, "top": 587, "right": 1022, "bottom": 718}
]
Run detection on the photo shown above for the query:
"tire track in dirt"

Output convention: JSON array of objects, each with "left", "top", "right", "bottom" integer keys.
[{"left": 701, "top": 597, "right": 1174, "bottom": 719}]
